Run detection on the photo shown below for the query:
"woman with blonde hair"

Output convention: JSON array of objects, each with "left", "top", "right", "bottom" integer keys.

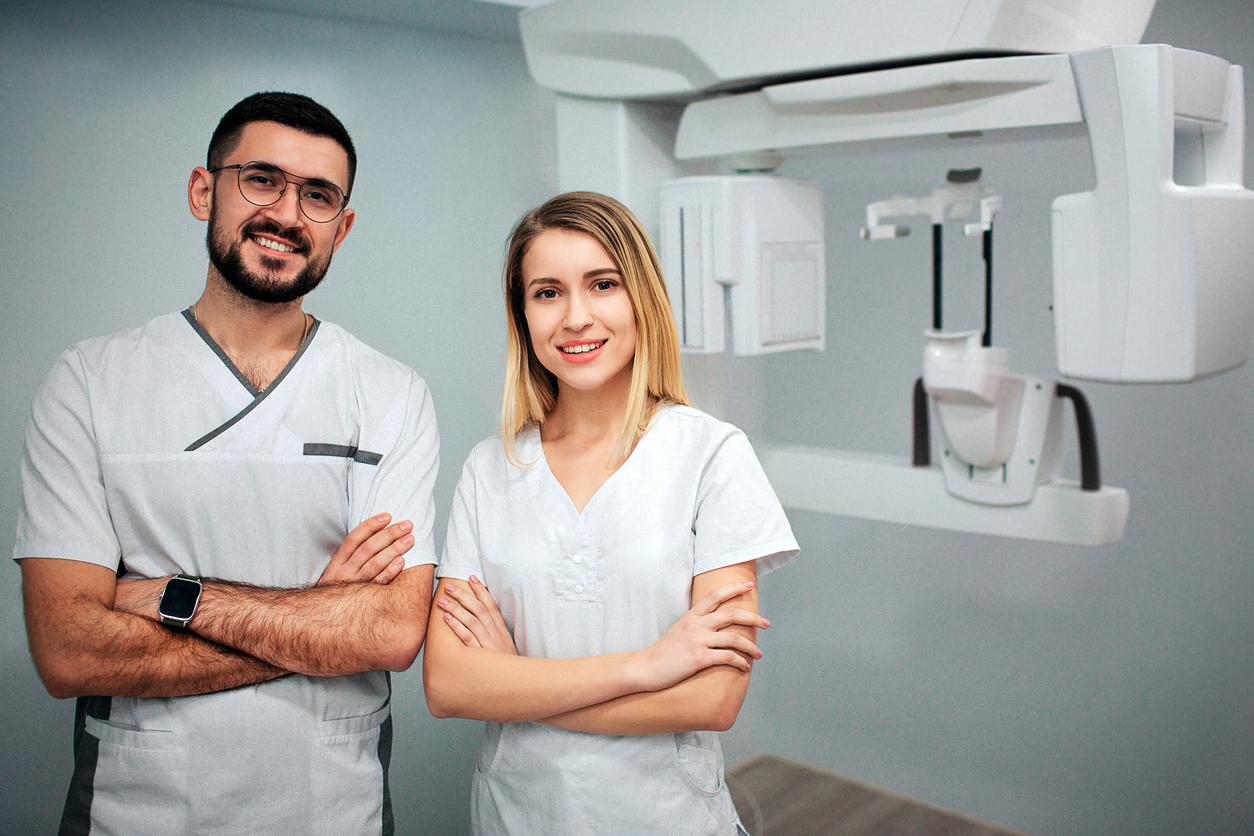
[{"left": 424, "top": 191, "right": 798, "bottom": 834}]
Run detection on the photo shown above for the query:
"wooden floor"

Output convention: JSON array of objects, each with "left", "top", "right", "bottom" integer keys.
[{"left": 726, "top": 755, "right": 1025, "bottom": 836}]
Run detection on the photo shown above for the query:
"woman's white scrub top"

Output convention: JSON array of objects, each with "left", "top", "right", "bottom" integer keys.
[
  {"left": 438, "top": 404, "right": 798, "bottom": 835},
  {"left": 14, "top": 311, "right": 439, "bottom": 835}
]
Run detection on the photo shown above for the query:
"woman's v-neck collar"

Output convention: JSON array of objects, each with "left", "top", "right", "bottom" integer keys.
[
  {"left": 528, "top": 404, "right": 675, "bottom": 518},
  {"left": 181, "top": 307, "right": 319, "bottom": 398}
]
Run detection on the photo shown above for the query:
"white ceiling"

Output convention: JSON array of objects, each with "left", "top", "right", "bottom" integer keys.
[{"left": 200, "top": 0, "right": 544, "bottom": 42}]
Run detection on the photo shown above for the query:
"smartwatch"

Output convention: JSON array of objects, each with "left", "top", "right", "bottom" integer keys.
[{"left": 158, "top": 574, "right": 203, "bottom": 629}]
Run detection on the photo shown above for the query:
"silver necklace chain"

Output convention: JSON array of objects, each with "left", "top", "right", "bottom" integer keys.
[{"left": 190, "top": 302, "right": 311, "bottom": 348}]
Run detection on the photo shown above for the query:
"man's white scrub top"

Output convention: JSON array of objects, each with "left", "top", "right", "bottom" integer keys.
[
  {"left": 14, "top": 311, "right": 438, "bottom": 835},
  {"left": 438, "top": 404, "right": 798, "bottom": 835}
]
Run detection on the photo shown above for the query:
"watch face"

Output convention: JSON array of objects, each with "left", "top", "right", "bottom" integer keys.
[{"left": 160, "top": 577, "right": 201, "bottom": 620}]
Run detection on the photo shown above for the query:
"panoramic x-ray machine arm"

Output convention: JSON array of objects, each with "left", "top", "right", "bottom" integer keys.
[{"left": 515, "top": 0, "right": 1254, "bottom": 546}]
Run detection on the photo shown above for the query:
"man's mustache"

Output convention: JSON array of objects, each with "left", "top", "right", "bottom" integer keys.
[{"left": 244, "top": 220, "right": 312, "bottom": 254}]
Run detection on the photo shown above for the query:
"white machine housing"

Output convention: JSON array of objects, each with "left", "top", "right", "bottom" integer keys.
[
  {"left": 923, "top": 330, "right": 1072, "bottom": 509},
  {"left": 667, "top": 45, "right": 1254, "bottom": 382},
  {"left": 520, "top": 0, "right": 1157, "bottom": 99},
  {"left": 862, "top": 182, "right": 1002, "bottom": 241},
  {"left": 659, "top": 176, "right": 825, "bottom": 355},
  {"left": 1051, "top": 47, "right": 1254, "bottom": 381}
]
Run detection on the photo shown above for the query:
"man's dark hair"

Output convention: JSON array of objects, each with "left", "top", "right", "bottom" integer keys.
[{"left": 207, "top": 91, "right": 357, "bottom": 194}]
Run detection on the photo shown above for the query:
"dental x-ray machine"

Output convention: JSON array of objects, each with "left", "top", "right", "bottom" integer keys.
[{"left": 513, "top": 0, "right": 1254, "bottom": 546}]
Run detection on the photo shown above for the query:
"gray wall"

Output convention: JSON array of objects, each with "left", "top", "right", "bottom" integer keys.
[
  {"left": 2, "top": 1, "right": 1252, "bottom": 835},
  {"left": 0, "top": 1, "right": 555, "bottom": 833}
]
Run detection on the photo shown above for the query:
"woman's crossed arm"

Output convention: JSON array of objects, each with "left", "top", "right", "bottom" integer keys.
[{"left": 424, "top": 561, "right": 764, "bottom": 733}]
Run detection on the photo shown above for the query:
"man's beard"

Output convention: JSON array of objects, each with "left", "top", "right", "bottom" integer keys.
[{"left": 206, "top": 211, "right": 331, "bottom": 304}]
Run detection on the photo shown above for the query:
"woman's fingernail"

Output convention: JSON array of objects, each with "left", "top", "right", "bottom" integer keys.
[
  {"left": 401, "top": 535, "right": 414, "bottom": 546},
  {"left": 438, "top": 598, "right": 449, "bottom": 607},
  {"left": 762, "top": 619, "right": 771, "bottom": 628},
  {"left": 376, "top": 513, "right": 390, "bottom": 522},
  {"left": 444, "top": 613, "right": 453, "bottom": 621},
  {"left": 469, "top": 575, "right": 480, "bottom": 585},
  {"left": 399, "top": 520, "right": 412, "bottom": 532}
]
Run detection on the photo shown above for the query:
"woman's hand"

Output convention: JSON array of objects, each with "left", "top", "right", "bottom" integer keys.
[
  {"left": 318, "top": 513, "right": 414, "bottom": 585},
  {"left": 632, "top": 580, "right": 769, "bottom": 692},
  {"left": 437, "top": 576, "right": 518, "bottom": 654}
]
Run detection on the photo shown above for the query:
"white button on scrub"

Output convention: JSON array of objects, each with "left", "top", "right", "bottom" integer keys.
[
  {"left": 573, "top": 554, "right": 583, "bottom": 564},
  {"left": 574, "top": 584, "right": 585, "bottom": 594}
]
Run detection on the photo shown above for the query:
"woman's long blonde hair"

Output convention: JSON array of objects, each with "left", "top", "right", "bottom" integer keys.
[{"left": 500, "top": 191, "right": 689, "bottom": 465}]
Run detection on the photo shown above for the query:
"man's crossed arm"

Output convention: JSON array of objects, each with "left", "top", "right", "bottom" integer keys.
[{"left": 21, "top": 515, "right": 430, "bottom": 700}]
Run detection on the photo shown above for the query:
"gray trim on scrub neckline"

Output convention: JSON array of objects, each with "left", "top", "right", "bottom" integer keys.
[
  {"left": 181, "top": 308, "right": 262, "bottom": 397},
  {"left": 183, "top": 313, "right": 321, "bottom": 452}
]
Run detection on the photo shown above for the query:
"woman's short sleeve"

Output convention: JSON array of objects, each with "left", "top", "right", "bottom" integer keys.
[
  {"left": 436, "top": 453, "right": 482, "bottom": 581},
  {"left": 692, "top": 428, "right": 799, "bottom": 577}
]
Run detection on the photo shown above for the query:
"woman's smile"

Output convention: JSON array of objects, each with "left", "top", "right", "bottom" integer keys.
[
  {"left": 557, "top": 338, "right": 608, "bottom": 363},
  {"left": 522, "top": 227, "right": 637, "bottom": 391}
]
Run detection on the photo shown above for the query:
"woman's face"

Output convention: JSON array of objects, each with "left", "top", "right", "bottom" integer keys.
[{"left": 521, "top": 228, "right": 638, "bottom": 395}]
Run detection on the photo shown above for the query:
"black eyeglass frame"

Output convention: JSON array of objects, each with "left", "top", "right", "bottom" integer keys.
[{"left": 208, "top": 161, "right": 351, "bottom": 223}]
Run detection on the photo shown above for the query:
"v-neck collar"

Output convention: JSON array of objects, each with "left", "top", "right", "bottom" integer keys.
[
  {"left": 528, "top": 404, "right": 674, "bottom": 518},
  {"left": 181, "top": 307, "right": 319, "bottom": 398},
  {"left": 181, "top": 307, "right": 320, "bottom": 452}
]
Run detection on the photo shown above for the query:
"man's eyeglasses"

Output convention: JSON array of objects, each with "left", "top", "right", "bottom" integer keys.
[{"left": 209, "top": 161, "right": 349, "bottom": 223}]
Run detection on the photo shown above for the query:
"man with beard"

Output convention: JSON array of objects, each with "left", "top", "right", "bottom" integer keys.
[{"left": 14, "top": 92, "right": 437, "bottom": 835}]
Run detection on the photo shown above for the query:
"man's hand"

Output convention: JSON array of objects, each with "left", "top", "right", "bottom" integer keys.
[
  {"left": 437, "top": 575, "right": 517, "bottom": 654},
  {"left": 318, "top": 513, "right": 414, "bottom": 585}
]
